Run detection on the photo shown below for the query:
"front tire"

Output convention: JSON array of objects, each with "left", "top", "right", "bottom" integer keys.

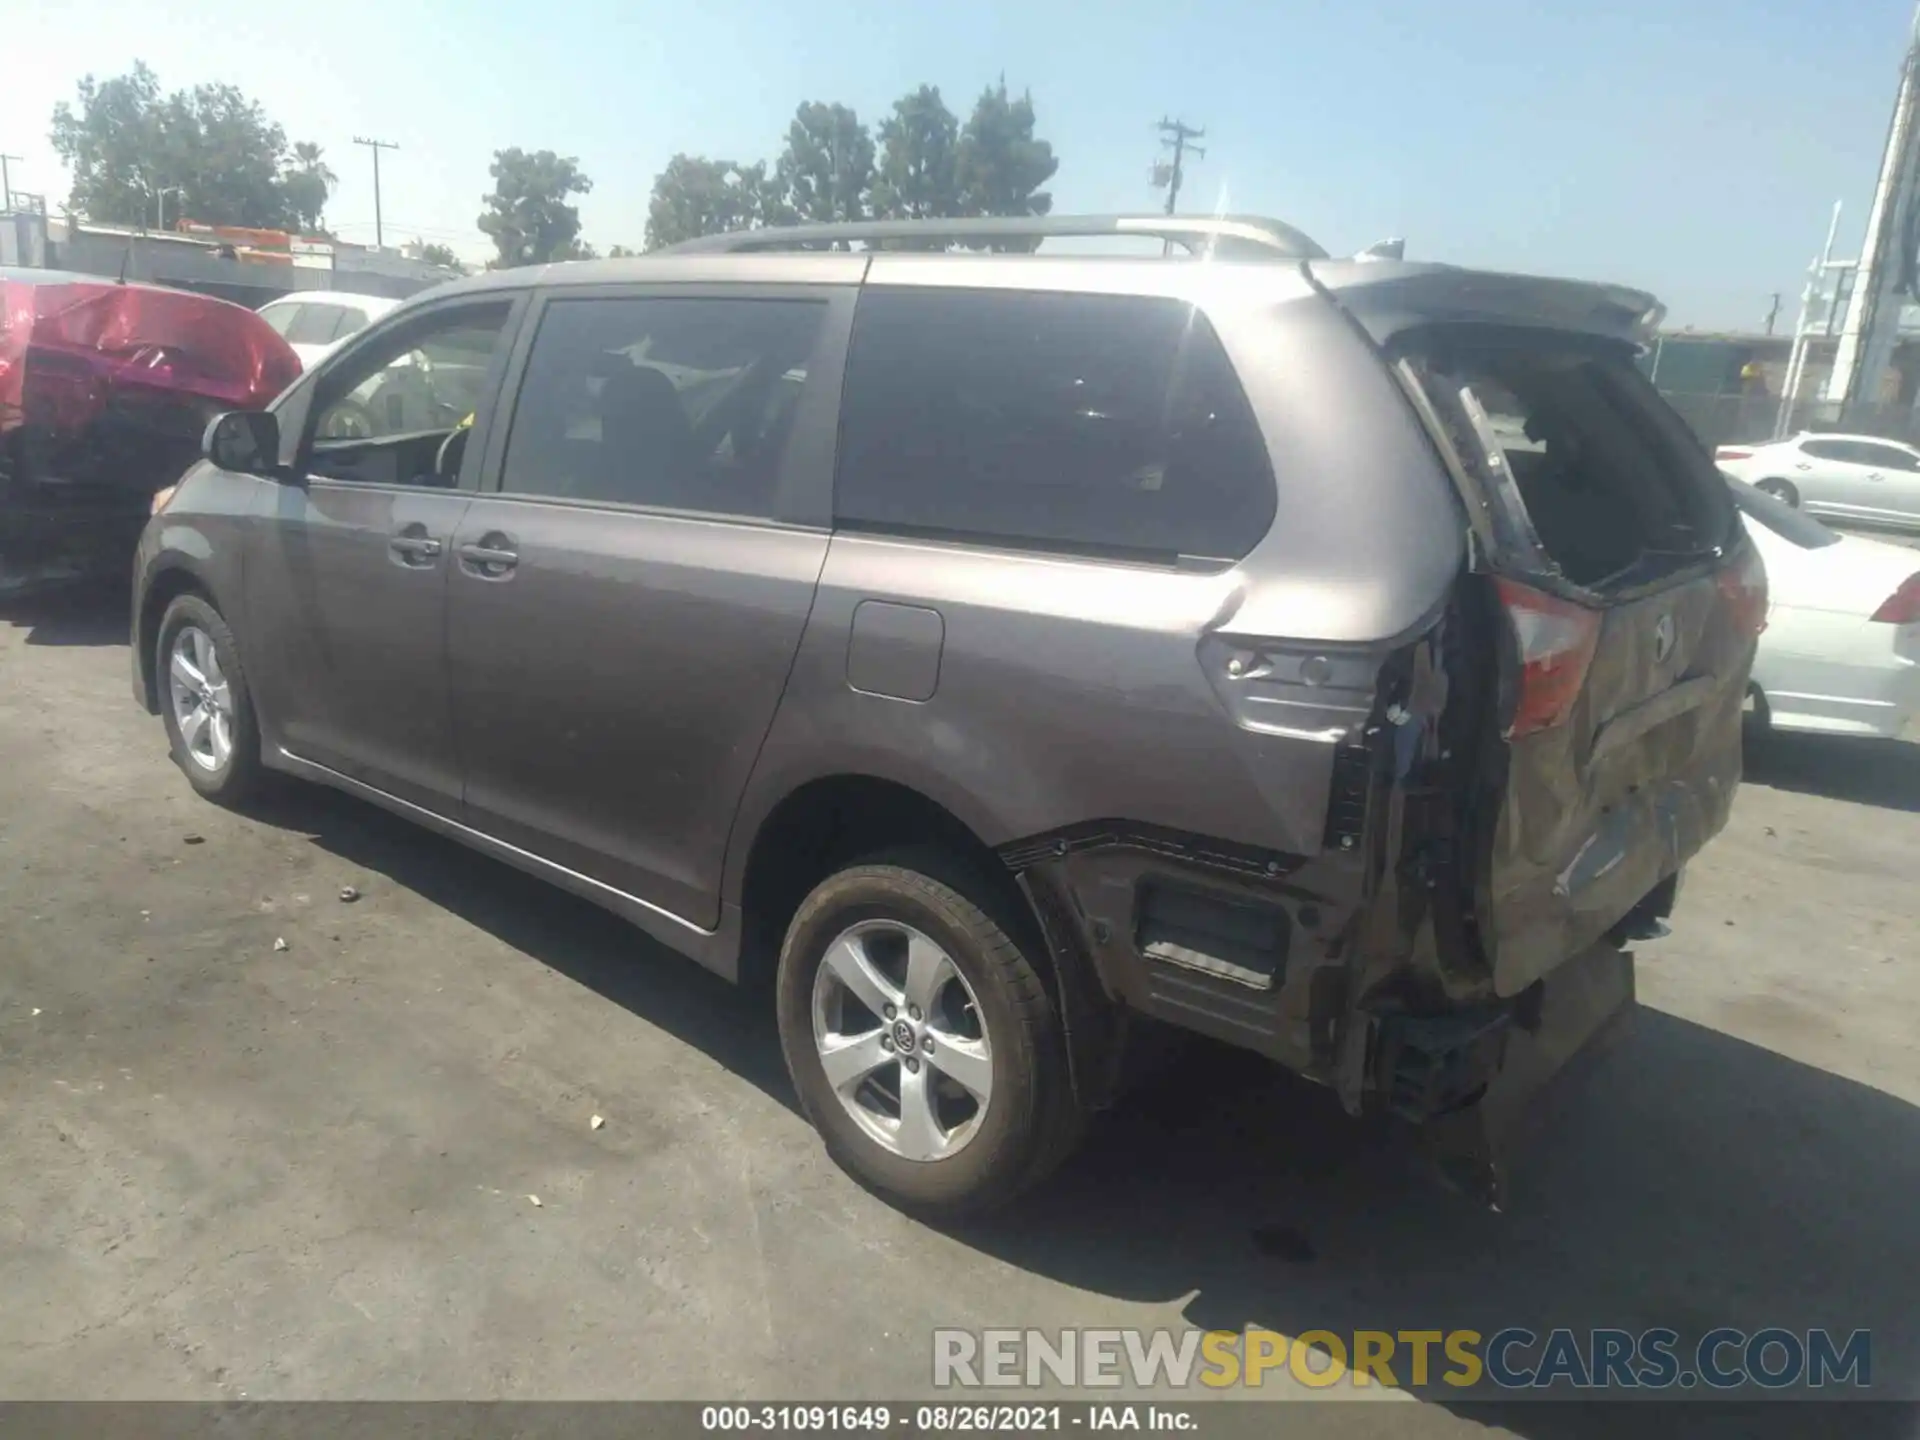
[
  {"left": 776, "top": 856, "right": 1076, "bottom": 1218},
  {"left": 1755, "top": 477, "right": 1800, "bottom": 506},
  {"left": 157, "top": 593, "right": 262, "bottom": 805}
]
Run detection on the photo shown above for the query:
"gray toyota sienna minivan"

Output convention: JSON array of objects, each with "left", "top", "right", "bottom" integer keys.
[{"left": 132, "top": 215, "right": 1763, "bottom": 1215}]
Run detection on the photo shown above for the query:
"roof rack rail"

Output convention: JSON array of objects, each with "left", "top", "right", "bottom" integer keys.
[{"left": 658, "top": 213, "right": 1329, "bottom": 261}]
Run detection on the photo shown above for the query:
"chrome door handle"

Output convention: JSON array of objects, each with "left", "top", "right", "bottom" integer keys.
[
  {"left": 389, "top": 534, "right": 442, "bottom": 559},
  {"left": 458, "top": 544, "right": 517, "bottom": 565},
  {"left": 1795, "top": 463, "right": 1812, "bottom": 470},
  {"left": 457, "top": 541, "right": 519, "bottom": 578}
]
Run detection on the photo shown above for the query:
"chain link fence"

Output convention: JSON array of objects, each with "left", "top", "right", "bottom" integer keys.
[{"left": 1656, "top": 390, "right": 1920, "bottom": 451}]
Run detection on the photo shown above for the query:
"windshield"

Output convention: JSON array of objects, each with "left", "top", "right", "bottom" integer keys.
[{"left": 1723, "top": 474, "right": 1842, "bottom": 549}]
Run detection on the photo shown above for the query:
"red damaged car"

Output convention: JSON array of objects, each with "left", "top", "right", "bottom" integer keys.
[{"left": 0, "top": 269, "right": 299, "bottom": 595}]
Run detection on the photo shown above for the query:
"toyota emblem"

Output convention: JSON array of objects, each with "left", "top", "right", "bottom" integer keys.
[
  {"left": 891, "top": 1019, "right": 916, "bottom": 1053},
  {"left": 1653, "top": 614, "right": 1676, "bottom": 664}
]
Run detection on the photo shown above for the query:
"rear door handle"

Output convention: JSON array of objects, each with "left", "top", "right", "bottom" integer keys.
[{"left": 458, "top": 535, "right": 519, "bottom": 578}]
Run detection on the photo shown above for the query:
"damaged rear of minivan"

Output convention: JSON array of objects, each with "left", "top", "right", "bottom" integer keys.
[{"left": 1303, "top": 263, "right": 1762, "bottom": 1204}]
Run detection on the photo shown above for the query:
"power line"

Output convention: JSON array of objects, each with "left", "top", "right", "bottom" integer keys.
[
  {"left": 352, "top": 137, "right": 400, "bottom": 250},
  {"left": 1153, "top": 118, "right": 1205, "bottom": 218}
]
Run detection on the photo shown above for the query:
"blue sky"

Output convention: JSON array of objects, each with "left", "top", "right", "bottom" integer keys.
[{"left": 4, "top": 0, "right": 1914, "bottom": 328}]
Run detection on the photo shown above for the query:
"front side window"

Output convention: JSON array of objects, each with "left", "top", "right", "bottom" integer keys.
[
  {"left": 305, "top": 302, "right": 512, "bottom": 486},
  {"left": 499, "top": 296, "right": 825, "bottom": 520},
  {"left": 1858, "top": 441, "right": 1919, "bottom": 471},
  {"left": 834, "top": 289, "right": 1276, "bottom": 562}
]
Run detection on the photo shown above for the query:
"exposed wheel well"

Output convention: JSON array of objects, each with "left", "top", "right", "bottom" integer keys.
[
  {"left": 138, "top": 569, "right": 212, "bottom": 710},
  {"left": 738, "top": 776, "right": 1050, "bottom": 995}
]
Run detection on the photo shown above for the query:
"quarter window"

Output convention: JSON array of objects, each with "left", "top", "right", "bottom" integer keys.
[
  {"left": 834, "top": 289, "right": 1277, "bottom": 562},
  {"left": 499, "top": 296, "right": 826, "bottom": 520}
]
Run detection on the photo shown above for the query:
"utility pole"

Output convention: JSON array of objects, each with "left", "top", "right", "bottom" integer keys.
[
  {"left": 353, "top": 136, "right": 399, "bottom": 249},
  {"left": 1153, "top": 118, "right": 1205, "bottom": 216},
  {"left": 0, "top": 153, "right": 20, "bottom": 212},
  {"left": 1824, "top": 2, "right": 1920, "bottom": 411}
]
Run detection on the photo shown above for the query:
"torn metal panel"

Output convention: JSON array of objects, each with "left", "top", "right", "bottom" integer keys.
[{"left": 0, "top": 273, "right": 298, "bottom": 593}]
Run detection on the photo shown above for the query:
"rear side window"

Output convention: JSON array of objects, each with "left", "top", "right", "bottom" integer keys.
[
  {"left": 835, "top": 289, "right": 1276, "bottom": 562},
  {"left": 500, "top": 296, "right": 825, "bottom": 519},
  {"left": 258, "top": 303, "right": 299, "bottom": 337},
  {"left": 286, "top": 305, "right": 343, "bottom": 346},
  {"left": 1410, "top": 337, "right": 1735, "bottom": 590}
]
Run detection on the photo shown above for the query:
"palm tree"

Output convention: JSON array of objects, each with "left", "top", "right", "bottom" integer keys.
[{"left": 284, "top": 141, "right": 337, "bottom": 232}]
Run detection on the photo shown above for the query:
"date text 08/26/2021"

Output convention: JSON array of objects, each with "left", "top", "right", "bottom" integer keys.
[{"left": 702, "top": 1407, "right": 1191, "bottom": 1433}]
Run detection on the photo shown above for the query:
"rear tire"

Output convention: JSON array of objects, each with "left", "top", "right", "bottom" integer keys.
[
  {"left": 775, "top": 853, "right": 1078, "bottom": 1218},
  {"left": 156, "top": 593, "right": 262, "bottom": 806},
  {"left": 1755, "top": 477, "right": 1800, "bottom": 506}
]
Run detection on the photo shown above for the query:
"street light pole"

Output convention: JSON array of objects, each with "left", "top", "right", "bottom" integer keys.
[{"left": 353, "top": 136, "right": 400, "bottom": 250}]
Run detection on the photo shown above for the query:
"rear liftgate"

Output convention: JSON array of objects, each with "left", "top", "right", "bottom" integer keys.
[{"left": 1355, "top": 332, "right": 1763, "bottom": 1208}]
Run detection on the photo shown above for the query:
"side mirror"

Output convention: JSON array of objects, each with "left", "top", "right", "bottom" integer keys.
[{"left": 203, "top": 410, "right": 281, "bottom": 477}]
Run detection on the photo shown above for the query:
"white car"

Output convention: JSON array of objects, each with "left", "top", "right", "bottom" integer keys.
[
  {"left": 1732, "top": 480, "right": 1920, "bottom": 740},
  {"left": 1715, "top": 433, "right": 1920, "bottom": 530},
  {"left": 256, "top": 292, "right": 401, "bottom": 369}
]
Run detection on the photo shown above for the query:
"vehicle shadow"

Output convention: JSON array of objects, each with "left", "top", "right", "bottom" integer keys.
[
  {"left": 0, "top": 583, "right": 130, "bottom": 648},
  {"left": 1744, "top": 731, "right": 1920, "bottom": 812},
  {"left": 243, "top": 782, "right": 1920, "bottom": 1431},
  {"left": 952, "top": 1007, "right": 1920, "bottom": 1423},
  {"left": 240, "top": 780, "right": 801, "bottom": 1114}
]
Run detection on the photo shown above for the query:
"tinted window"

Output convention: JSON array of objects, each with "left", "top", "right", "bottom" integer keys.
[
  {"left": 1726, "top": 477, "right": 1841, "bottom": 549},
  {"left": 258, "top": 302, "right": 300, "bottom": 337},
  {"left": 287, "top": 304, "right": 344, "bottom": 346},
  {"left": 500, "top": 296, "right": 824, "bottom": 519},
  {"left": 1800, "top": 438, "right": 1847, "bottom": 461},
  {"left": 835, "top": 289, "right": 1276, "bottom": 561},
  {"left": 1858, "top": 441, "right": 1919, "bottom": 470}
]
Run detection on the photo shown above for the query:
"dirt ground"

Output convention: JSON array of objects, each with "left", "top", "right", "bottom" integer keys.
[{"left": 2, "top": 583, "right": 1917, "bottom": 1436}]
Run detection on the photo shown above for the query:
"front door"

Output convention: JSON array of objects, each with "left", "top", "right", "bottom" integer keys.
[
  {"left": 244, "top": 295, "right": 523, "bottom": 809},
  {"left": 447, "top": 285, "right": 850, "bottom": 927},
  {"left": 1845, "top": 439, "right": 1920, "bottom": 523}
]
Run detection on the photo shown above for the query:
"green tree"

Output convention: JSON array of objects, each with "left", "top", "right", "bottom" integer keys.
[
  {"left": 416, "top": 242, "right": 461, "bottom": 269},
  {"left": 50, "top": 63, "right": 328, "bottom": 230},
  {"left": 607, "top": 244, "right": 642, "bottom": 258},
  {"left": 956, "top": 81, "right": 1057, "bottom": 250},
  {"left": 281, "top": 141, "right": 337, "bottom": 233},
  {"left": 871, "top": 85, "right": 960, "bottom": 230},
  {"left": 644, "top": 154, "right": 774, "bottom": 249},
  {"left": 773, "top": 102, "right": 872, "bottom": 225},
  {"left": 478, "top": 148, "right": 594, "bottom": 267}
]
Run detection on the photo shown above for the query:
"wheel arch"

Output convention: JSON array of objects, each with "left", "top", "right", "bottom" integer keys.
[
  {"left": 731, "top": 770, "right": 1121, "bottom": 1109},
  {"left": 136, "top": 559, "right": 226, "bottom": 713}
]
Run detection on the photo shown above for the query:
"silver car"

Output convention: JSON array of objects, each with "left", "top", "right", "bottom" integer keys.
[
  {"left": 1717, "top": 432, "right": 1920, "bottom": 529},
  {"left": 132, "top": 215, "right": 1763, "bottom": 1215}
]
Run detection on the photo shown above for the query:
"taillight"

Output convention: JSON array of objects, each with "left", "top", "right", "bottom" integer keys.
[
  {"left": 149, "top": 484, "right": 177, "bottom": 517},
  {"left": 1870, "top": 572, "right": 1920, "bottom": 624},
  {"left": 1716, "top": 544, "right": 1769, "bottom": 637},
  {"left": 1495, "top": 577, "right": 1603, "bottom": 738},
  {"left": 1715, "top": 446, "right": 1754, "bottom": 461}
]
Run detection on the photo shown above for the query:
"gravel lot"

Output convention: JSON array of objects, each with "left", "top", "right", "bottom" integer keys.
[{"left": 2, "top": 578, "right": 1918, "bottom": 1434}]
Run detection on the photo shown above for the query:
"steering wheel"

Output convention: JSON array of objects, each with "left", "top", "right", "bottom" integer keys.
[{"left": 435, "top": 424, "right": 470, "bottom": 482}]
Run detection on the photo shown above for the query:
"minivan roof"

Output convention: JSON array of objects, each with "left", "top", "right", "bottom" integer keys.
[{"left": 408, "top": 213, "right": 1663, "bottom": 350}]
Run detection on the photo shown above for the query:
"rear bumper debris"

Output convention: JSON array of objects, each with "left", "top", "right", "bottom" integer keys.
[{"left": 1407, "top": 939, "right": 1636, "bottom": 1211}]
